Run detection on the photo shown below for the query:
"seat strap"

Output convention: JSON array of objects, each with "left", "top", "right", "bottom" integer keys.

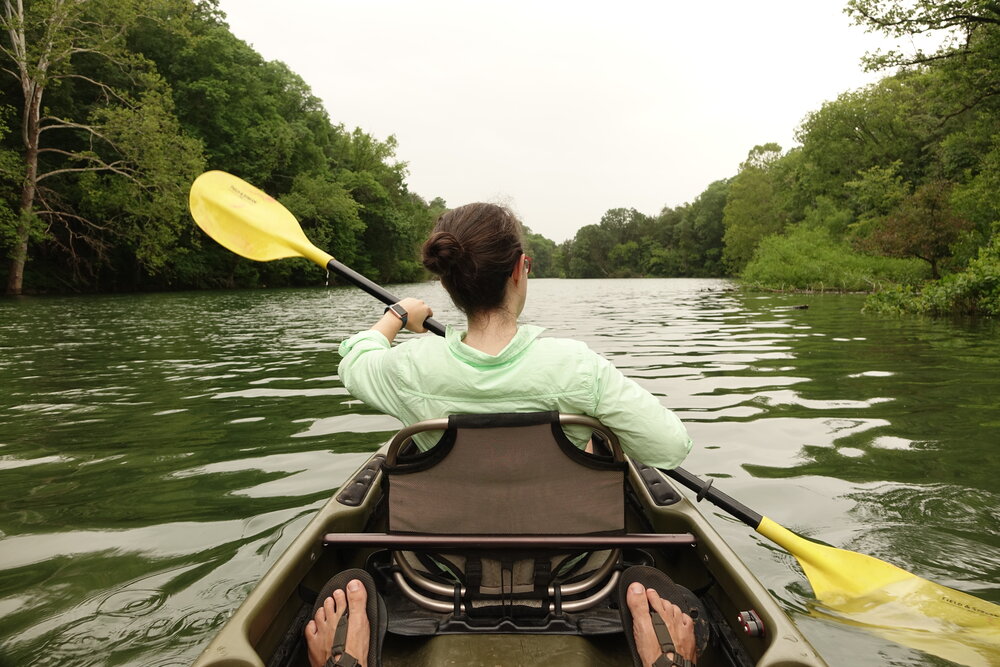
[
  {"left": 465, "top": 555, "right": 482, "bottom": 593},
  {"left": 533, "top": 556, "right": 552, "bottom": 589}
]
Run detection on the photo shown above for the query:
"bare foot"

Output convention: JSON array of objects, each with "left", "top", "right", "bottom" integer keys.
[
  {"left": 305, "top": 588, "right": 346, "bottom": 667},
  {"left": 304, "top": 579, "right": 371, "bottom": 667},
  {"left": 627, "top": 581, "right": 697, "bottom": 667}
]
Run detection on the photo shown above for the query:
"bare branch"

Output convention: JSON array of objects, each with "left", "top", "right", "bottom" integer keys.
[
  {"left": 34, "top": 207, "right": 109, "bottom": 231},
  {"left": 937, "top": 86, "right": 1000, "bottom": 125},
  {"left": 48, "top": 72, "right": 133, "bottom": 106},
  {"left": 37, "top": 162, "right": 140, "bottom": 184},
  {"left": 38, "top": 118, "right": 124, "bottom": 152}
]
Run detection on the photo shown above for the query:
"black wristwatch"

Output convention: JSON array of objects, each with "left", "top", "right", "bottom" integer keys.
[{"left": 384, "top": 303, "right": 408, "bottom": 328}]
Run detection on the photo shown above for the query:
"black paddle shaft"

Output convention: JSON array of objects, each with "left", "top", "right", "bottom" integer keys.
[
  {"left": 328, "top": 259, "right": 446, "bottom": 337},
  {"left": 661, "top": 467, "right": 763, "bottom": 529}
]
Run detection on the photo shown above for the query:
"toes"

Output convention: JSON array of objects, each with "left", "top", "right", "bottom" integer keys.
[
  {"left": 346, "top": 578, "right": 367, "bottom": 612},
  {"left": 647, "top": 588, "right": 667, "bottom": 615},
  {"left": 333, "top": 588, "right": 347, "bottom": 612},
  {"left": 627, "top": 582, "right": 653, "bottom": 623},
  {"left": 313, "top": 601, "right": 327, "bottom": 625},
  {"left": 305, "top": 619, "right": 317, "bottom": 638}
]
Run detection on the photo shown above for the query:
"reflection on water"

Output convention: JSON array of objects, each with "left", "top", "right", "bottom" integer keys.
[{"left": 1, "top": 280, "right": 998, "bottom": 666}]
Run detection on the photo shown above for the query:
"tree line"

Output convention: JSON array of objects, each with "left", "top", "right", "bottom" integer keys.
[
  {"left": 3, "top": 0, "right": 998, "bottom": 316},
  {"left": 1, "top": 0, "right": 442, "bottom": 295},
  {"left": 538, "top": 0, "right": 1000, "bottom": 315}
]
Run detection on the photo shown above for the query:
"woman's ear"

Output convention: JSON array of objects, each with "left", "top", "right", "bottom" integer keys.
[{"left": 510, "top": 261, "right": 525, "bottom": 287}]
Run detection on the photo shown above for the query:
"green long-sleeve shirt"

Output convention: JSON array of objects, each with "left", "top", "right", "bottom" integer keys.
[{"left": 337, "top": 324, "right": 692, "bottom": 469}]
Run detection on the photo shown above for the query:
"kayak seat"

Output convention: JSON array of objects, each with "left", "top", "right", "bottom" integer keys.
[{"left": 323, "top": 412, "right": 697, "bottom": 634}]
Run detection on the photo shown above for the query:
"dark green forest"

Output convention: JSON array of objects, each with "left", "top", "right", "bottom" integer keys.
[{"left": 2, "top": 0, "right": 999, "bottom": 316}]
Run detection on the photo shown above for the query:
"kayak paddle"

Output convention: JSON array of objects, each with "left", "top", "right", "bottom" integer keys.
[
  {"left": 188, "top": 170, "right": 445, "bottom": 336},
  {"left": 663, "top": 467, "right": 1000, "bottom": 663},
  {"left": 188, "top": 170, "right": 1000, "bottom": 661}
]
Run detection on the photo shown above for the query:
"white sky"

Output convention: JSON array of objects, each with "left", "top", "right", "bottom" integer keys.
[{"left": 215, "top": 0, "right": 902, "bottom": 242}]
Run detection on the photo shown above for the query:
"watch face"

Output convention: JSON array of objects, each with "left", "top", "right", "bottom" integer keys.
[{"left": 388, "top": 304, "right": 407, "bottom": 324}]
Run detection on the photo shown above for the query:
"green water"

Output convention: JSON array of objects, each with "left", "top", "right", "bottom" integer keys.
[{"left": 0, "top": 279, "right": 997, "bottom": 666}]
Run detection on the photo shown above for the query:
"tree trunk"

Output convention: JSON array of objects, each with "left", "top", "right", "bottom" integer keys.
[
  {"left": 5, "top": 56, "right": 42, "bottom": 296},
  {"left": 6, "top": 141, "right": 37, "bottom": 296}
]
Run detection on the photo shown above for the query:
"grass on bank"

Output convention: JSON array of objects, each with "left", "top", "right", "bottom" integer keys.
[
  {"left": 740, "top": 224, "right": 1000, "bottom": 317},
  {"left": 740, "top": 225, "right": 929, "bottom": 293}
]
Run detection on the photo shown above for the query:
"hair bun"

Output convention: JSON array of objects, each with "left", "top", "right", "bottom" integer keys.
[{"left": 422, "top": 231, "right": 466, "bottom": 276}]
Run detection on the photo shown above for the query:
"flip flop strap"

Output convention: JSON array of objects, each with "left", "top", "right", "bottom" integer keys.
[
  {"left": 650, "top": 614, "right": 695, "bottom": 667},
  {"left": 326, "top": 653, "right": 359, "bottom": 667},
  {"left": 322, "top": 609, "right": 350, "bottom": 666}
]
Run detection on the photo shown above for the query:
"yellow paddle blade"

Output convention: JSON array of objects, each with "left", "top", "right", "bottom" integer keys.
[
  {"left": 758, "top": 517, "right": 1000, "bottom": 664},
  {"left": 188, "top": 171, "right": 333, "bottom": 268},
  {"left": 757, "top": 517, "right": 912, "bottom": 601},
  {"left": 813, "top": 578, "right": 1000, "bottom": 666}
]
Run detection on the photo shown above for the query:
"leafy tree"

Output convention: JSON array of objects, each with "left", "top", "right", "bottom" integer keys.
[
  {"left": 563, "top": 224, "right": 614, "bottom": 278},
  {"left": 678, "top": 179, "right": 729, "bottom": 276},
  {"left": 845, "top": 161, "right": 911, "bottom": 238},
  {"left": 0, "top": 0, "right": 204, "bottom": 294},
  {"left": 847, "top": 0, "right": 1000, "bottom": 120},
  {"left": 865, "top": 225, "right": 1000, "bottom": 316},
  {"left": 522, "top": 227, "right": 558, "bottom": 278},
  {"left": 598, "top": 207, "right": 647, "bottom": 246},
  {"left": 795, "top": 75, "right": 935, "bottom": 209},
  {"left": 857, "top": 180, "right": 971, "bottom": 278},
  {"left": 722, "top": 143, "right": 788, "bottom": 273},
  {"left": 278, "top": 172, "right": 364, "bottom": 280}
]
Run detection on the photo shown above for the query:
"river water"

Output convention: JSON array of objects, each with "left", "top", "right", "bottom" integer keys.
[{"left": 0, "top": 278, "right": 997, "bottom": 666}]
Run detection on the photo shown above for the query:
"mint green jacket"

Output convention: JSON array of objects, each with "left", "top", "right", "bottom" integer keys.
[{"left": 338, "top": 325, "right": 692, "bottom": 469}]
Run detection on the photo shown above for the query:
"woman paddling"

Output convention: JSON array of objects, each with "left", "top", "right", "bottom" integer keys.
[
  {"left": 338, "top": 202, "right": 692, "bottom": 469},
  {"left": 310, "top": 202, "right": 700, "bottom": 667}
]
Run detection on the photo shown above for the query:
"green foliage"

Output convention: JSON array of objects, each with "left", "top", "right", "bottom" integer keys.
[
  {"left": 796, "top": 76, "right": 934, "bottom": 206},
  {"left": 556, "top": 182, "right": 729, "bottom": 279},
  {"left": 951, "top": 135, "right": 1000, "bottom": 240},
  {"left": 801, "top": 196, "right": 853, "bottom": 237},
  {"left": 854, "top": 180, "right": 971, "bottom": 278},
  {"left": 865, "top": 229, "right": 1000, "bottom": 316},
  {"left": 522, "top": 227, "right": 558, "bottom": 278},
  {"left": 0, "top": 0, "right": 449, "bottom": 293},
  {"left": 722, "top": 144, "right": 789, "bottom": 273},
  {"left": 281, "top": 173, "right": 364, "bottom": 267},
  {"left": 0, "top": 107, "right": 20, "bottom": 250},
  {"left": 742, "top": 225, "right": 929, "bottom": 292},
  {"left": 713, "top": 0, "right": 1000, "bottom": 318}
]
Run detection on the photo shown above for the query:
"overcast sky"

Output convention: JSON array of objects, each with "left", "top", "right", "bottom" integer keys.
[{"left": 215, "top": 0, "right": 902, "bottom": 242}]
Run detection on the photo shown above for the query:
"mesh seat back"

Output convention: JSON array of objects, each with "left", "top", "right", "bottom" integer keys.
[{"left": 384, "top": 412, "right": 627, "bottom": 535}]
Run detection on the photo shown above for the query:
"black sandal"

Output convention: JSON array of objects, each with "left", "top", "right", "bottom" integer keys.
[
  {"left": 312, "top": 568, "right": 387, "bottom": 667},
  {"left": 618, "top": 565, "right": 709, "bottom": 667}
]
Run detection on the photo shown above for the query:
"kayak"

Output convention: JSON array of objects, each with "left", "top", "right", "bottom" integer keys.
[{"left": 193, "top": 414, "right": 827, "bottom": 667}]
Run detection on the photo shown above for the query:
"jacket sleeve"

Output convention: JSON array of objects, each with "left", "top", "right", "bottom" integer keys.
[
  {"left": 337, "top": 330, "right": 402, "bottom": 417},
  {"left": 590, "top": 352, "right": 692, "bottom": 469}
]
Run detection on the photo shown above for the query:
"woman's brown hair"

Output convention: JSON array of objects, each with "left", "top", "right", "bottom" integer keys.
[{"left": 421, "top": 203, "right": 524, "bottom": 316}]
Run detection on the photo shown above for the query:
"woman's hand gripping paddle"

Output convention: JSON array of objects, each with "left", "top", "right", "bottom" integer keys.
[{"left": 188, "top": 170, "right": 445, "bottom": 336}]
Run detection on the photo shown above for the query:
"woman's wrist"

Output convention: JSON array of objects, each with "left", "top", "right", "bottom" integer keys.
[{"left": 372, "top": 307, "right": 406, "bottom": 342}]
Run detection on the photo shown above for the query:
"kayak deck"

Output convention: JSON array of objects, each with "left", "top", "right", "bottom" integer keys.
[{"left": 194, "top": 446, "right": 826, "bottom": 666}]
